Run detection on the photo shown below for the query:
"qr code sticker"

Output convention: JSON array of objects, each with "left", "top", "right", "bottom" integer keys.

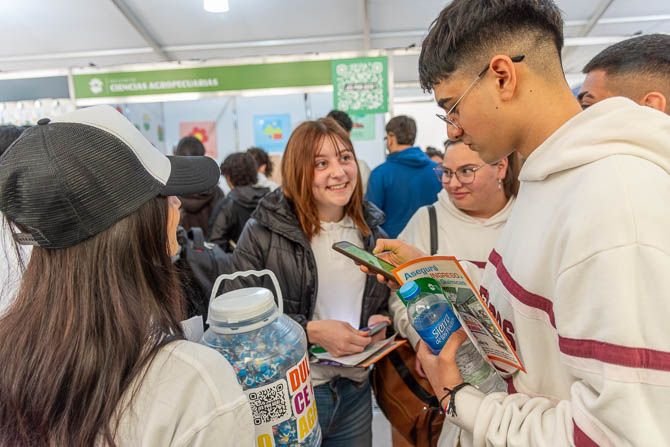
[
  {"left": 246, "top": 379, "right": 292, "bottom": 426},
  {"left": 334, "top": 60, "right": 385, "bottom": 113}
]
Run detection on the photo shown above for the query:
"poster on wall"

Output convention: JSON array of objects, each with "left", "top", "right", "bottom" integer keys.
[
  {"left": 113, "top": 103, "right": 166, "bottom": 153},
  {"left": 331, "top": 57, "right": 388, "bottom": 115},
  {"left": 350, "top": 114, "right": 375, "bottom": 141},
  {"left": 179, "top": 121, "right": 217, "bottom": 159},
  {"left": 253, "top": 114, "right": 291, "bottom": 153}
]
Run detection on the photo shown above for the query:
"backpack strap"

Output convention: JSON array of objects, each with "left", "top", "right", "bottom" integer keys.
[
  {"left": 207, "top": 196, "right": 227, "bottom": 237},
  {"left": 428, "top": 205, "right": 438, "bottom": 256}
]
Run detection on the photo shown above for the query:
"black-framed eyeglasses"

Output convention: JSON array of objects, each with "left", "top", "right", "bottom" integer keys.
[
  {"left": 436, "top": 55, "right": 525, "bottom": 129},
  {"left": 433, "top": 164, "right": 489, "bottom": 184}
]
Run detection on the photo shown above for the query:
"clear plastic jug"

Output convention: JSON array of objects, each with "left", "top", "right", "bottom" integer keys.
[{"left": 201, "top": 269, "right": 321, "bottom": 447}]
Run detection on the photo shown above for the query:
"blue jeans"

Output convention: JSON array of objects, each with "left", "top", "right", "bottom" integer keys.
[{"left": 314, "top": 377, "right": 372, "bottom": 447}]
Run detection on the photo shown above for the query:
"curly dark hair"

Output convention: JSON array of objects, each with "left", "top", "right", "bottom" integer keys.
[
  {"left": 220, "top": 152, "right": 258, "bottom": 187},
  {"left": 246, "top": 146, "right": 273, "bottom": 178}
]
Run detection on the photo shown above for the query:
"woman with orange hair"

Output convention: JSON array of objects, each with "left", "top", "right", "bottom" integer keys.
[{"left": 224, "top": 118, "right": 390, "bottom": 446}]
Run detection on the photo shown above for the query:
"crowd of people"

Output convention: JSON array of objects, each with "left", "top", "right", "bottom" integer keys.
[{"left": 0, "top": 0, "right": 669, "bottom": 446}]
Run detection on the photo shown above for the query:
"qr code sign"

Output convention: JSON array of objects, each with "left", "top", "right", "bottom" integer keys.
[
  {"left": 334, "top": 59, "right": 386, "bottom": 113},
  {"left": 245, "top": 379, "right": 292, "bottom": 426}
]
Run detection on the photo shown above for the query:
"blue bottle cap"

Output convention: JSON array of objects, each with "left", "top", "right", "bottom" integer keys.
[{"left": 398, "top": 280, "right": 420, "bottom": 303}]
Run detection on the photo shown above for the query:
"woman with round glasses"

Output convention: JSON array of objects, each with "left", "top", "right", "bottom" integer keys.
[
  {"left": 397, "top": 139, "right": 518, "bottom": 259},
  {"left": 385, "top": 139, "right": 519, "bottom": 447}
]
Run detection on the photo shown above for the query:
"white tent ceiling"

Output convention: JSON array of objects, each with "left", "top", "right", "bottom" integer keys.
[{"left": 1, "top": 0, "right": 669, "bottom": 85}]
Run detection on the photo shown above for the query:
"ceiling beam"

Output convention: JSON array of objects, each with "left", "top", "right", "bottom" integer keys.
[
  {"left": 563, "top": 0, "right": 614, "bottom": 61},
  {"left": 577, "top": 0, "right": 616, "bottom": 37},
  {"left": 109, "top": 0, "right": 170, "bottom": 61},
  {"left": 362, "top": 0, "right": 371, "bottom": 51},
  {"left": 0, "top": 32, "right": 659, "bottom": 66},
  {"left": 565, "top": 14, "right": 670, "bottom": 27}
]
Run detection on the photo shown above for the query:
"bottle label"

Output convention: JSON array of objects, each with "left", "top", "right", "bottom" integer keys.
[
  {"left": 414, "top": 302, "right": 462, "bottom": 354},
  {"left": 244, "top": 354, "right": 319, "bottom": 446},
  {"left": 286, "top": 355, "right": 318, "bottom": 442}
]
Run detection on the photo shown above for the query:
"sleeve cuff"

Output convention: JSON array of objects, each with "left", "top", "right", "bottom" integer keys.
[{"left": 447, "top": 384, "right": 485, "bottom": 434}]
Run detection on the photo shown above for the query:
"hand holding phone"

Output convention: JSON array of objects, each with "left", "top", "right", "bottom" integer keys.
[
  {"left": 361, "top": 321, "right": 389, "bottom": 336},
  {"left": 332, "top": 241, "right": 397, "bottom": 282}
]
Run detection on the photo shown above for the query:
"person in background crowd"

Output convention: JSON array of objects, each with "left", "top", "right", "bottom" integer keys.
[
  {"left": 174, "top": 136, "right": 224, "bottom": 238},
  {"left": 223, "top": 118, "right": 390, "bottom": 447},
  {"left": 0, "top": 106, "right": 253, "bottom": 446},
  {"left": 327, "top": 109, "right": 372, "bottom": 192},
  {"left": 578, "top": 34, "right": 670, "bottom": 113},
  {"left": 326, "top": 109, "right": 353, "bottom": 134},
  {"left": 391, "top": 140, "right": 517, "bottom": 446},
  {"left": 425, "top": 145, "right": 444, "bottom": 164},
  {"left": 367, "top": 0, "right": 670, "bottom": 445},
  {"left": 366, "top": 115, "right": 441, "bottom": 238},
  {"left": 247, "top": 146, "right": 280, "bottom": 191},
  {"left": 0, "top": 125, "right": 30, "bottom": 316},
  {"left": 209, "top": 152, "right": 270, "bottom": 252}
]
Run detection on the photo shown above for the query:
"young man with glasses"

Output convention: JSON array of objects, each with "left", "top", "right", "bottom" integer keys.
[{"left": 370, "top": 0, "right": 670, "bottom": 445}]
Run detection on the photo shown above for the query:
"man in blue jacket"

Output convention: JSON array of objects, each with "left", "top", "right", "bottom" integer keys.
[{"left": 366, "top": 115, "right": 441, "bottom": 238}]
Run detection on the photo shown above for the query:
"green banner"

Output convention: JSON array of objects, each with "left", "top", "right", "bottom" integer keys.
[
  {"left": 331, "top": 57, "right": 388, "bottom": 114},
  {"left": 73, "top": 60, "right": 333, "bottom": 99}
]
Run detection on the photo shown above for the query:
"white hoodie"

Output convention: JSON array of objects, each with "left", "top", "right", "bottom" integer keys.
[
  {"left": 395, "top": 190, "right": 514, "bottom": 447},
  {"left": 448, "top": 97, "right": 670, "bottom": 446},
  {"left": 394, "top": 191, "right": 515, "bottom": 349},
  {"left": 399, "top": 189, "right": 515, "bottom": 263},
  {"left": 114, "top": 341, "right": 254, "bottom": 446}
]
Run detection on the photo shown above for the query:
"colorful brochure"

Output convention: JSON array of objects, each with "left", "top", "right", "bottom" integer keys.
[
  {"left": 393, "top": 256, "right": 525, "bottom": 372},
  {"left": 310, "top": 334, "right": 407, "bottom": 368}
]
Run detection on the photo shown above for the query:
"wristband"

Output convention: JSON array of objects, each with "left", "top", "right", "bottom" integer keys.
[
  {"left": 425, "top": 382, "right": 472, "bottom": 415},
  {"left": 442, "top": 382, "right": 471, "bottom": 417}
]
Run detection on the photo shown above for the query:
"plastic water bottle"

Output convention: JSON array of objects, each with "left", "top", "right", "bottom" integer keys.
[
  {"left": 398, "top": 279, "right": 462, "bottom": 354},
  {"left": 454, "top": 340, "right": 503, "bottom": 391},
  {"left": 398, "top": 278, "right": 503, "bottom": 391}
]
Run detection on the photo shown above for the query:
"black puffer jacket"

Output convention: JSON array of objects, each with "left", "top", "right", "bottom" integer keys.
[
  {"left": 209, "top": 185, "right": 270, "bottom": 252},
  {"left": 221, "top": 188, "right": 390, "bottom": 331},
  {"left": 179, "top": 186, "right": 225, "bottom": 239}
]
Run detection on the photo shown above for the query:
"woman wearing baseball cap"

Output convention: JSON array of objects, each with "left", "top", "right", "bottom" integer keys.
[{"left": 0, "top": 106, "right": 254, "bottom": 446}]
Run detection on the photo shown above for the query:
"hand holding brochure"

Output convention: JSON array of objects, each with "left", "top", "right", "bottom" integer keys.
[
  {"left": 392, "top": 256, "right": 525, "bottom": 372},
  {"left": 311, "top": 335, "right": 407, "bottom": 368}
]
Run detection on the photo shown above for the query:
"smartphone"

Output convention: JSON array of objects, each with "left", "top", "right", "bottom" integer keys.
[
  {"left": 362, "top": 321, "right": 390, "bottom": 337},
  {"left": 332, "top": 241, "right": 396, "bottom": 282}
]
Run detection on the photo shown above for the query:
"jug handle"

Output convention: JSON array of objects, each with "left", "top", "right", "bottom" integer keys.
[{"left": 209, "top": 269, "right": 284, "bottom": 315}]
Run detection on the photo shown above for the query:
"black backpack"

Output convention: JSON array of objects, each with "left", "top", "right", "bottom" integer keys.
[{"left": 174, "top": 226, "right": 230, "bottom": 324}]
